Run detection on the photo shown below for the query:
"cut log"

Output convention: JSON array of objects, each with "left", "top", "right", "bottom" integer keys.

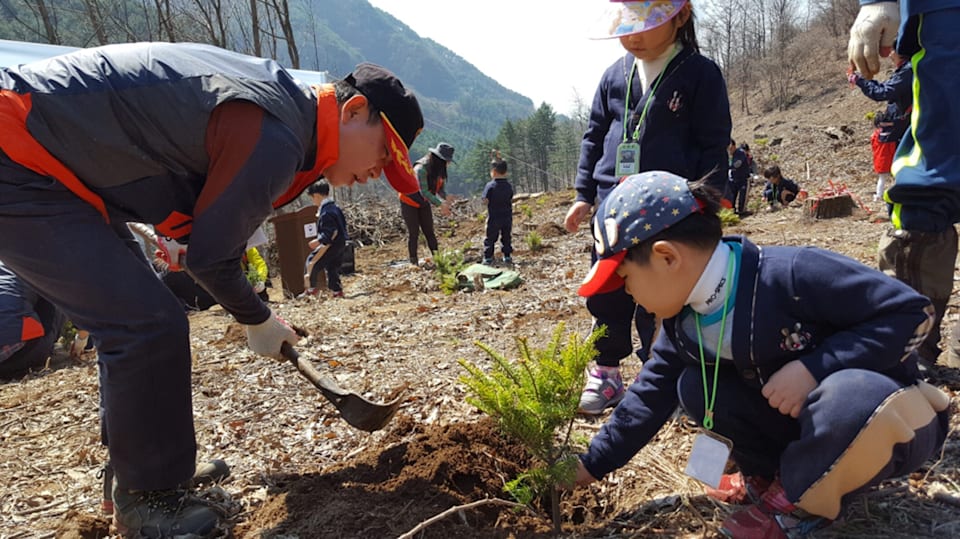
[{"left": 805, "top": 194, "right": 853, "bottom": 219}]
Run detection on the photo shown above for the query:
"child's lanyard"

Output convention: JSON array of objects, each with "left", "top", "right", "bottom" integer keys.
[
  {"left": 693, "top": 253, "right": 735, "bottom": 431},
  {"left": 621, "top": 47, "right": 679, "bottom": 144}
]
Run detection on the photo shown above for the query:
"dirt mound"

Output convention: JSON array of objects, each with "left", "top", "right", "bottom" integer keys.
[{"left": 236, "top": 417, "right": 545, "bottom": 538}]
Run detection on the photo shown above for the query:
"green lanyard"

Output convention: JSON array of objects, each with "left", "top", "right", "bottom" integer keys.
[
  {"left": 621, "top": 46, "right": 679, "bottom": 143},
  {"left": 693, "top": 253, "right": 735, "bottom": 431}
]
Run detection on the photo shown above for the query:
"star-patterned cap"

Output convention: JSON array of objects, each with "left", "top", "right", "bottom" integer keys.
[{"left": 579, "top": 171, "right": 701, "bottom": 297}]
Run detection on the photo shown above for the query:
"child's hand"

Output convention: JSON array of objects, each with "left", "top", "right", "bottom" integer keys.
[
  {"left": 761, "top": 360, "right": 817, "bottom": 418},
  {"left": 564, "top": 201, "right": 592, "bottom": 233},
  {"left": 574, "top": 459, "right": 597, "bottom": 487}
]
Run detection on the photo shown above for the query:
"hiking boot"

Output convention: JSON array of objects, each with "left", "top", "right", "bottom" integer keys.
[
  {"left": 482, "top": 258, "right": 494, "bottom": 265},
  {"left": 101, "top": 460, "right": 230, "bottom": 519},
  {"left": 720, "top": 480, "right": 830, "bottom": 539},
  {"left": 503, "top": 256, "right": 513, "bottom": 264},
  {"left": 705, "top": 472, "right": 771, "bottom": 504},
  {"left": 578, "top": 366, "right": 625, "bottom": 415},
  {"left": 113, "top": 486, "right": 225, "bottom": 539},
  {"left": 331, "top": 290, "right": 344, "bottom": 298}
]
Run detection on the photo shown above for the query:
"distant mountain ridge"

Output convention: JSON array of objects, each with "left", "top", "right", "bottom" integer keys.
[{"left": 297, "top": 0, "right": 535, "bottom": 157}]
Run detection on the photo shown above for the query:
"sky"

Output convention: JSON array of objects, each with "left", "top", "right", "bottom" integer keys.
[{"left": 366, "top": 0, "right": 625, "bottom": 115}]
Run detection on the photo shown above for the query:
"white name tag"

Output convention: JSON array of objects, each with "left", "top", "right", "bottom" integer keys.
[{"left": 684, "top": 430, "right": 733, "bottom": 489}]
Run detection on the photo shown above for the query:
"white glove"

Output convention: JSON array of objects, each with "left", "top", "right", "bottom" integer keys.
[
  {"left": 253, "top": 281, "right": 266, "bottom": 294},
  {"left": 246, "top": 311, "right": 299, "bottom": 360},
  {"left": 848, "top": 2, "right": 900, "bottom": 80},
  {"left": 156, "top": 235, "right": 188, "bottom": 272}
]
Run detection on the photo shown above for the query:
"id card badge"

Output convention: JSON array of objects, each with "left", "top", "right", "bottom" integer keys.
[
  {"left": 684, "top": 430, "right": 733, "bottom": 488},
  {"left": 615, "top": 142, "right": 640, "bottom": 176}
]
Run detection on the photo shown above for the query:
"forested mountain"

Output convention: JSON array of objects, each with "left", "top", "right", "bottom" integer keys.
[{"left": 0, "top": 0, "right": 534, "bottom": 188}]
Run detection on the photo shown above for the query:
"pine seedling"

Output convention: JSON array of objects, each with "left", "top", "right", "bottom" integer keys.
[
  {"left": 458, "top": 323, "right": 605, "bottom": 532},
  {"left": 433, "top": 247, "right": 466, "bottom": 295}
]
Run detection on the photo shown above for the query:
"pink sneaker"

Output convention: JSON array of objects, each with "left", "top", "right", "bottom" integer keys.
[
  {"left": 720, "top": 480, "right": 830, "bottom": 538},
  {"left": 578, "top": 366, "right": 625, "bottom": 415},
  {"left": 705, "top": 472, "right": 771, "bottom": 504}
]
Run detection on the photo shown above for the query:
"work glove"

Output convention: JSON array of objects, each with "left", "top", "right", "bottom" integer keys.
[
  {"left": 847, "top": 70, "right": 861, "bottom": 86},
  {"left": 156, "top": 235, "right": 188, "bottom": 272},
  {"left": 246, "top": 310, "right": 300, "bottom": 360},
  {"left": 847, "top": 2, "right": 900, "bottom": 80}
]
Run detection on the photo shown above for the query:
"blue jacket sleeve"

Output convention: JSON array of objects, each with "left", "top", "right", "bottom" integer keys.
[
  {"left": 579, "top": 332, "right": 685, "bottom": 480},
  {"left": 855, "top": 65, "right": 912, "bottom": 104},
  {"left": 787, "top": 248, "right": 934, "bottom": 381}
]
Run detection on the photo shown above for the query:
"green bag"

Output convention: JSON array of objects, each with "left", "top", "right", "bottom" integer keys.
[{"left": 456, "top": 263, "right": 523, "bottom": 291}]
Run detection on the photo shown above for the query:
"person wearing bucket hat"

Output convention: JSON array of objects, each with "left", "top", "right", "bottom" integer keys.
[
  {"left": 0, "top": 41, "right": 424, "bottom": 537},
  {"left": 573, "top": 171, "right": 949, "bottom": 539},
  {"left": 566, "top": 0, "right": 731, "bottom": 415},
  {"left": 399, "top": 142, "right": 456, "bottom": 265}
]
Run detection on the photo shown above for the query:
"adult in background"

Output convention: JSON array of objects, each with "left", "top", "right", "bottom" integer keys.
[
  {"left": 0, "top": 260, "right": 65, "bottom": 379},
  {"left": 848, "top": 0, "right": 960, "bottom": 369},
  {"left": 0, "top": 42, "right": 423, "bottom": 537},
  {"left": 848, "top": 51, "right": 912, "bottom": 201},
  {"left": 400, "top": 142, "right": 454, "bottom": 266}
]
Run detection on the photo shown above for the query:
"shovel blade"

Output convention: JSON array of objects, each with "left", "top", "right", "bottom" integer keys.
[{"left": 282, "top": 343, "right": 401, "bottom": 432}]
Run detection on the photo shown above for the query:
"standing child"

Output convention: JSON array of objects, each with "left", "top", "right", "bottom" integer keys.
[
  {"left": 726, "top": 139, "right": 751, "bottom": 215},
  {"left": 304, "top": 180, "right": 348, "bottom": 298},
  {"left": 848, "top": 52, "right": 912, "bottom": 201},
  {"left": 563, "top": 0, "right": 732, "bottom": 414},
  {"left": 574, "top": 171, "right": 948, "bottom": 538},
  {"left": 482, "top": 152, "right": 514, "bottom": 265}
]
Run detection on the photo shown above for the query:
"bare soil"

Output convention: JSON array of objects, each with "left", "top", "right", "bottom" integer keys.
[{"left": 2, "top": 42, "right": 960, "bottom": 539}]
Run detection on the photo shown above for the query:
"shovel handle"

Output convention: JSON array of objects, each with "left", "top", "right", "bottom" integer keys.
[{"left": 281, "top": 342, "right": 349, "bottom": 401}]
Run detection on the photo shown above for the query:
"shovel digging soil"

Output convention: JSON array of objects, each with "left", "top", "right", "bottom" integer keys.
[{"left": 280, "top": 342, "right": 401, "bottom": 432}]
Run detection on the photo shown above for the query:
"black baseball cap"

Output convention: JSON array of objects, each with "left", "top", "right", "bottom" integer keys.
[{"left": 345, "top": 63, "right": 424, "bottom": 194}]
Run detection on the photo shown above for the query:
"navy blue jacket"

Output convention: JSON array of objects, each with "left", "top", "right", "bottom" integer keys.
[
  {"left": 580, "top": 237, "right": 932, "bottom": 479},
  {"left": 316, "top": 199, "right": 347, "bottom": 250},
  {"left": 729, "top": 148, "right": 751, "bottom": 183},
  {"left": 575, "top": 47, "right": 731, "bottom": 205},
  {"left": 856, "top": 61, "right": 912, "bottom": 142},
  {"left": 483, "top": 178, "right": 514, "bottom": 217},
  {"left": 763, "top": 177, "right": 800, "bottom": 203}
]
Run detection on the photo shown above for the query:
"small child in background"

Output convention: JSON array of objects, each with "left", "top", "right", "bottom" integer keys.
[
  {"left": 573, "top": 171, "right": 948, "bottom": 538},
  {"left": 726, "top": 139, "right": 751, "bottom": 215},
  {"left": 762, "top": 165, "right": 800, "bottom": 210},
  {"left": 482, "top": 151, "right": 514, "bottom": 265},
  {"left": 303, "top": 181, "right": 348, "bottom": 298},
  {"left": 848, "top": 52, "right": 912, "bottom": 201}
]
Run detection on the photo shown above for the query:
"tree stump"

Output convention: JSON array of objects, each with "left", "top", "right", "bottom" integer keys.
[{"left": 805, "top": 194, "right": 853, "bottom": 219}]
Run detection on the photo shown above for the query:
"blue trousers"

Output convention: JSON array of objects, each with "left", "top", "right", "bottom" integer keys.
[
  {"left": 586, "top": 285, "right": 656, "bottom": 365},
  {"left": 678, "top": 366, "right": 948, "bottom": 519},
  {"left": 0, "top": 151, "right": 196, "bottom": 491},
  {"left": 483, "top": 213, "right": 512, "bottom": 260},
  {"left": 0, "top": 296, "right": 65, "bottom": 378}
]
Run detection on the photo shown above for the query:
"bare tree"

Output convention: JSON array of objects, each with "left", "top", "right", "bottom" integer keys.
[{"left": 266, "top": 0, "right": 298, "bottom": 68}]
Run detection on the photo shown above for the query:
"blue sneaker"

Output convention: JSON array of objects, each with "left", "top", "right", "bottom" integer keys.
[
  {"left": 503, "top": 256, "right": 513, "bottom": 264},
  {"left": 482, "top": 258, "right": 494, "bottom": 265}
]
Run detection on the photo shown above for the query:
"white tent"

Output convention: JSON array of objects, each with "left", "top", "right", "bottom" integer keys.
[{"left": 0, "top": 39, "right": 329, "bottom": 85}]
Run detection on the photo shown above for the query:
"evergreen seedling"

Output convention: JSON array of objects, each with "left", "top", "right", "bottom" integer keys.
[
  {"left": 433, "top": 247, "right": 466, "bottom": 295},
  {"left": 458, "top": 323, "right": 604, "bottom": 533}
]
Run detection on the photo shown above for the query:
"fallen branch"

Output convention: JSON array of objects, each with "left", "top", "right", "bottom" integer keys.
[{"left": 396, "top": 497, "right": 529, "bottom": 539}]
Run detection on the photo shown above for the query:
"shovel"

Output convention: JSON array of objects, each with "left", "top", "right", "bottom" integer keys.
[{"left": 280, "top": 342, "right": 401, "bottom": 432}]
